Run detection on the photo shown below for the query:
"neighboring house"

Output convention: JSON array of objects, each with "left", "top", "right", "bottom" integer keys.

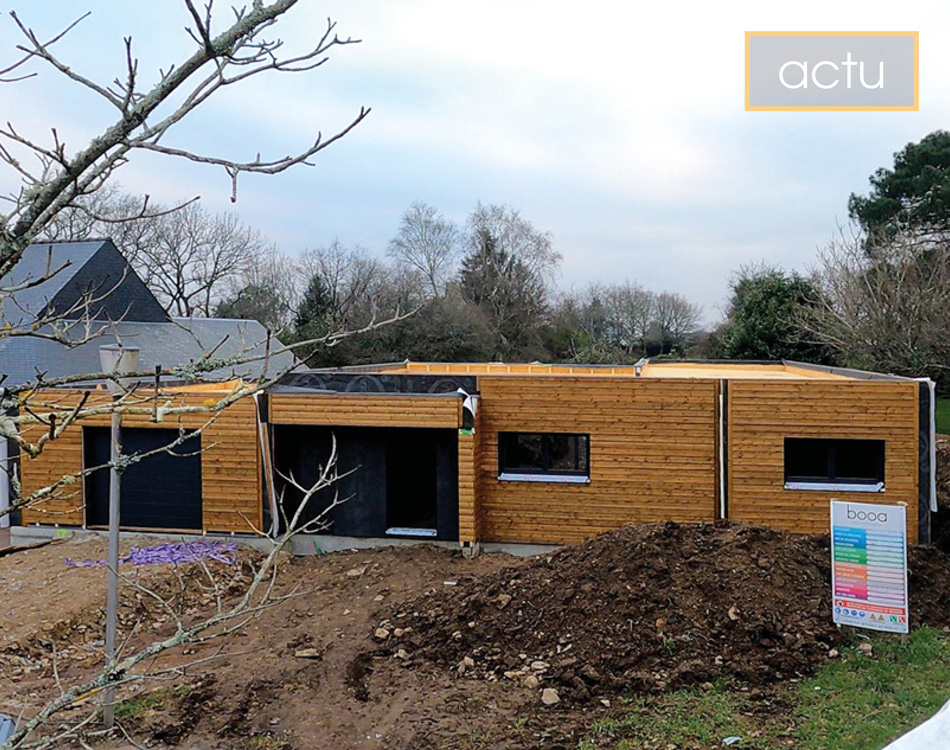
[
  {"left": 0, "top": 239, "right": 292, "bottom": 386},
  {"left": 1, "top": 239, "right": 295, "bottom": 530}
]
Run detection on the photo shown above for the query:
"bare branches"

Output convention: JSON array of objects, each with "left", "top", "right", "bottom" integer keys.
[
  {"left": 1, "top": 441, "right": 344, "bottom": 749},
  {"left": 135, "top": 107, "right": 370, "bottom": 203},
  {"left": 0, "top": 1, "right": 368, "bottom": 277},
  {"left": 799, "top": 227, "right": 950, "bottom": 380}
]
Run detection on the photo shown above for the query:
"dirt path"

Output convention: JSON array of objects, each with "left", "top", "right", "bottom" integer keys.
[{"left": 0, "top": 539, "right": 596, "bottom": 749}]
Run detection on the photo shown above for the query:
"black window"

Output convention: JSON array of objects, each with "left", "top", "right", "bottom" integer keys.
[
  {"left": 784, "top": 438, "right": 885, "bottom": 488},
  {"left": 498, "top": 432, "right": 589, "bottom": 478}
]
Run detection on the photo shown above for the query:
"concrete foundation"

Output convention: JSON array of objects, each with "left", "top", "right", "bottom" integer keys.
[{"left": 10, "top": 525, "right": 558, "bottom": 558}]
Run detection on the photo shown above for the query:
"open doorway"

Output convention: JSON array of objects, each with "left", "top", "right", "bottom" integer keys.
[{"left": 386, "top": 429, "right": 438, "bottom": 537}]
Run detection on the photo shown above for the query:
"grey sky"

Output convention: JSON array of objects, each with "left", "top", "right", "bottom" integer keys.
[{"left": 2, "top": 1, "right": 949, "bottom": 323}]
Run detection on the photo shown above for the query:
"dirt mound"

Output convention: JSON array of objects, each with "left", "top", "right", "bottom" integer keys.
[
  {"left": 933, "top": 435, "right": 950, "bottom": 552},
  {"left": 383, "top": 522, "right": 950, "bottom": 705}
]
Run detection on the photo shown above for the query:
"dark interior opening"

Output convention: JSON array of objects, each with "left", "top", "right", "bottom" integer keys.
[
  {"left": 272, "top": 425, "right": 458, "bottom": 541},
  {"left": 784, "top": 437, "right": 885, "bottom": 486},
  {"left": 386, "top": 431, "right": 438, "bottom": 532}
]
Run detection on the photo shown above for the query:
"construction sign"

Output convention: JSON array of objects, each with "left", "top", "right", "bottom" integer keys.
[{"left": 830, "top": 500, "right": 909, "bottom": 634}]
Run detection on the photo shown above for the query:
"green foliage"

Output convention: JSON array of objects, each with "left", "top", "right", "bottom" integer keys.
[
  {"left": 578, "top": 688, "right": 769, "bottom": 750},
  {"left": 717, "top": 265, "right": 835, "bottom": 363},
  {"left": 459, "top": 228, "right": 549, "bottom": 360},
  {"left": 114, "top": 691, "right": 168, "bottom": 720},
  {"left": 214, "top": 283, "right": 287, "bottom": 332},
  {"left": 292, "top": 272, "right": 342, "bottom": 366},
  {"left": 849, "top": 131, "right": 950, "bottom": 239},
  {"left": 935, "top": 399, "right": 950, "bottom": 434},
  {"left": 114, "top": 684, "right": 193, "bottom": 721},
  {"left": 577, "top": 628, "right": 950, "bottom": 750}
]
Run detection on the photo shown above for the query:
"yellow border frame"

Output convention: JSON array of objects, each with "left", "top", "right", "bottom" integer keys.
[{"left": 745, "top": 31, "right": 919, "bottom": 111}]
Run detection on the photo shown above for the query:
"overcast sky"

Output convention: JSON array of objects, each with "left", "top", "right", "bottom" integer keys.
[{"left": 3, "top": 1, "right": 950, "bottom": 323}]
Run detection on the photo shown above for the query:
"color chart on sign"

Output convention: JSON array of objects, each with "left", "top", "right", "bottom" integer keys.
[{"left": 830, "top": 501, "right": 908, "bottom": 634}]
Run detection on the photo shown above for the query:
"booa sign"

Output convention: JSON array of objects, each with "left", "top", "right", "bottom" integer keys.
[{"left": 830, "top": 500, "right": 909, "bottom": 634}]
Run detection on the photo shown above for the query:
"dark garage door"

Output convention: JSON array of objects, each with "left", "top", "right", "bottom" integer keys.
[{"left": 84, "top": 427, "right": 202, "bottom": 530}]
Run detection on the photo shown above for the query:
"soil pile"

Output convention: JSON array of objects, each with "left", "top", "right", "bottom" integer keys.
[
  {"left": 933, "top": 435, "right": 950, "bottom": 552},
  {"left": 383, "top": 522, "right": 950, "bottom": 704}
]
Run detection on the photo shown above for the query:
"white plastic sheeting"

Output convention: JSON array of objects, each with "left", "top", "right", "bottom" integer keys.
[{"left": 882, "top": 698, "right": 950, "bottom": 749}]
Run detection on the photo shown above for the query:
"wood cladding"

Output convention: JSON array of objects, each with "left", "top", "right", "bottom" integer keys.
[
  {"left": 269, "top": 393, "right": 461, "bottom": 429},
  {"left": 17, "top": 373, "right": 925, "bottom": 549},
  {"left": 727, "top": 380, "right": 919, "bottom": 544},
  {"left": 18, "top": 388, "right": 261, "bottom": 533},
  {"left": 458, "top": 417, "right": 480, "bottom": 544},
  {"left": 475, "top": 376, "right": 719, "bottom": 544}
]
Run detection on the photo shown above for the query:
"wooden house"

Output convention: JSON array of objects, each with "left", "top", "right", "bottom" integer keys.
[
  {"left": 16, "top": 360, "right": 938, "bottom": 547},
  {"left": 267, "top": 360, "right": 937, "bottom": 548}
]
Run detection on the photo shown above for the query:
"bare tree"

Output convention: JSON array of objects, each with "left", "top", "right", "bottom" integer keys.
[
  {"left": 466, "top": 202, "right": 560, "bottom": 284},
  {"left": 216, "top": 244, "right": 300, "bottom": 332},
  {"left": 800, "top": 227, "right": 950, "bottom": 383},
  {"left": 297, "top": 240, "right": 388, "bottom": 328},
  {"left": 1, "top": 439, "right": 347, "bottom": 750},
  {"left": 387, "top": 202, "right": 460, "bottom": 297},
  {"left": 652, "top": 291, "right": 702, "bottom": 350},
  {"left": 0, "top": 1, "right": 369, "bottom": 280},
  {"left": 137, "top": 202, "right": 265, "bottom": 317},
  {"left": 0, "top": 5, "right": 378, "bottom": 741},
  {"left": 600, "top": 282, "right": 656, "bottom": 354}
]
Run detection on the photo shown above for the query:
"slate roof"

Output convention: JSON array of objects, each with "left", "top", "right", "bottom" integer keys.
[
  {"left": 0, "top": 318, "right": 296, "bottom": 387},
  {"left": 0, "top": 239, "right": 168, "bottom": 327},
  {"left": 0, "top": 239, "right": 297, "bottom": 387}
]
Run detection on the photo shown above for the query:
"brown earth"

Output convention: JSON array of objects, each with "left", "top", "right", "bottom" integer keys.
[
  {"left": 1, "top": 519, "right": 950, "bottom": 750},
  {"left": 382, "top": 522, "right": 950, "bottom": 705}
]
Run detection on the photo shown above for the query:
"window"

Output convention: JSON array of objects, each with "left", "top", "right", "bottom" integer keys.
[
  {"left": 784, "top": 438, "right": 885, "bottom": 492},
  {"left": 498, "top": 432, "right": 590, "bottom": 483}
]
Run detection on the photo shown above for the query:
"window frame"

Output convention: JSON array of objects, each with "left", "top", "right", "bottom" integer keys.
[
  {"left": 783, "top": 437, "right": 885, "bottom": 493},
  {"left": 497, "top": 431, "right": 591, "bottom": 484}
]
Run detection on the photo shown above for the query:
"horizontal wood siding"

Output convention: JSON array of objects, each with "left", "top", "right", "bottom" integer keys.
[
  {"left": 19, "top": 388, "right": 261, "bottom": 533},
  {"left": 458, "top": 412, "right": 480, "bottom": 543},
  {"left": 727, "top": 380, "right": 919, "bottom": 543},
  {"left": 476, "top": 376, "right": 718, "bottom": 544},
  {"left": 269, "top": 393, "right": 461, "bottom": 428}
]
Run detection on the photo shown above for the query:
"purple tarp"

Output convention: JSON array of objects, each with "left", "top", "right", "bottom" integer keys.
[{"left": 66, "top": 541, "right": 238, "bottom": 567}]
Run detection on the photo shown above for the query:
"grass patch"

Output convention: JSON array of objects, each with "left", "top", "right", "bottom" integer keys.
[
  {"left": 113, "top": 684, "right": 193, "bottom": 721},
  {"left": 935, "top": 398, "right": 950, "bottom": 435},
  {"left": 578, "top": 628, "right": 950, "bottom": 750},
  {"left": 578, "top": 688, "right": 776, "bottom": 750},
  {"left": 114, "top": 692, "right": 168, "bottom": 721},
  {"left": 794, "top": 628, "right": 950, "bottom": 749}
]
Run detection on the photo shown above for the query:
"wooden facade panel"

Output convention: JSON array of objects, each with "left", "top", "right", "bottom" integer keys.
[
  {"left": 18, "top": 388, "right": 261, "bottom": 533},
  {"left": 727, "top": 380, "right": 919, "bottom": 544},
  {"left": 458, "top": 424, "right": 480, "bottom": 544},
  {"left": 269, "top": 393, "right": 461, "bottom": 429},
  {"left": 475, "top": 376, "right": 719, "bottom": 544}
]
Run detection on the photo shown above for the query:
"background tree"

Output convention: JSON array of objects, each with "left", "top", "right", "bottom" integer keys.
[
  {"left": 214, "top": 246, "right": 300, "bottom": 333},
  {"left": 849, "top": 130, "right": 950, "bottom": 242},
  {"left": 716, "top": 264, "right": 835, "bottom": 363},
  {"left": 549, "top": 282, "right": 702, "bottom": 362},
  {"left": 459, "top": 204, "right": 559, "bottom": 360},
  {"left": 138, "top": 203, "right": 266, "bottom": 317},
  {"left": 646, "top": 291, "right": 702, "bottom": 356},
  {"left": 801, "top": 229, "right": 950, "bottom": 389},
  {"left": 387, "top": 201, "right": 460, "bottom": 297}
]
